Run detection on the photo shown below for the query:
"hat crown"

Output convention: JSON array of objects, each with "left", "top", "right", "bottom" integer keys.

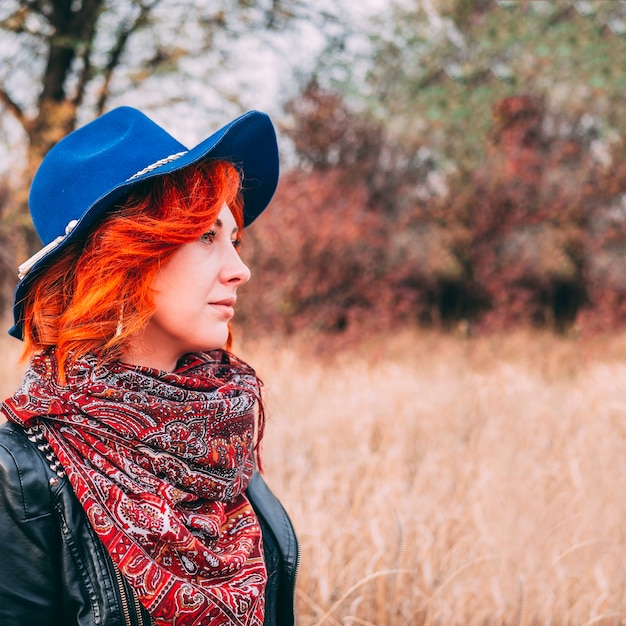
[{"left": 30, "top": 107, "right": 187, "bottom": 245}]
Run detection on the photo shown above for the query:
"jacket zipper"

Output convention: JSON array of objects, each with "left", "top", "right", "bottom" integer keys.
[
  {"left": 290, "top": 525, "right": 301, "bottom": 625},
  {"left": 132, "top": 594, "right": 148, "bottom": 625},
  {"left": 292, "top": 553, "right": 300, "bottom": 625},
  {"left": 112, "top": 560, "right": 134, "bottom": 626},
  {"left": 113, "top": 561, "right": 153, "bottom": 626}
]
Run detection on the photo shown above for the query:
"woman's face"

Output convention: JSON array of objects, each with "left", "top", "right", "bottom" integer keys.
[{"left": 123, "top": 205, "right": 251, "bottom": 371}]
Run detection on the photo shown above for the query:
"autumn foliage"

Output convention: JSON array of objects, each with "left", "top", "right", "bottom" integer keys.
[{"left": 238, "top": 86, "right": 626, "bottom": 337}]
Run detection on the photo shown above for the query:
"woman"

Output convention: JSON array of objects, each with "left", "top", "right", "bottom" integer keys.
[{"left": 0, "top": 107, "right": 298, "bottom": 626}]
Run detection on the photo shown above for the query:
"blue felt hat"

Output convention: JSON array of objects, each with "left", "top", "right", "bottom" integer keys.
[{"left": 9, "top": 106, "right": 279, "bottom": 339}]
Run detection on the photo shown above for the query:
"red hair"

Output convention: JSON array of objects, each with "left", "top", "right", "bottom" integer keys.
[{"left": 22, "top": 160, "right": 244, "bottom": 375}]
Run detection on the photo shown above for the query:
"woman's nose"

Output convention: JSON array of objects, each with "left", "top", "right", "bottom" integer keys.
[{"left": 223, "top": 247, "right": 251, "bottom": 285}]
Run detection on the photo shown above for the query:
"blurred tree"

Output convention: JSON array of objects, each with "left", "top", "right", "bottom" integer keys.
[
  {"left": 457, "top": 94, "right": 591, "bottom": 331},
  {"left": 0, "top": 0, "right": 338, "bottom": 315},
  {"left": 285, "top": 0, "right": 626, "bottom": 332},
  {"left": 363, "top": 0, "right": 626, "bottom": 176}
]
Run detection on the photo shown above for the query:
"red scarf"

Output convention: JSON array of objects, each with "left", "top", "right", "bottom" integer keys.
[{"left": 3, "top": 349, "right": 267, "bottom": 626}]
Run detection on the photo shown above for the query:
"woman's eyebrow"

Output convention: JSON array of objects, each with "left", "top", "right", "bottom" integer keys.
[{"left": 213, "top": 218, "right": 240, "bottom": 236}]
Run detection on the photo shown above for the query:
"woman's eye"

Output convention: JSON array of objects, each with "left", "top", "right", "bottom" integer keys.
[
  {"left": 200, "top": 230, "right": 216, "bottom": 244},
  {"left": 232, "top": 238, "right": 242, "bottom": 249}
]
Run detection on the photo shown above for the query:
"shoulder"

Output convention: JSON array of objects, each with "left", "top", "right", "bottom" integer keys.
[
  {"left": 246, "top": 472, "right": 299, "bottom": 577},
  {"left": 246, "top": 472, "right": 299, "bottom": 626},
  {"left": 0, "top": 421, "right": 56, "bottom": 520}
]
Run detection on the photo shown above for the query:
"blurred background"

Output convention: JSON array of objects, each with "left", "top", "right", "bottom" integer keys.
[
  {"left": 1, "top": 0, "right": 626, "bottom": 335},
  {"left": 1, "top": 1, "right": 626, "bottom": 624}
]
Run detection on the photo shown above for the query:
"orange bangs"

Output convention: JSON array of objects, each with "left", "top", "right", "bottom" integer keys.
[{"left": 22, "top": 160, "right": 244, "bottom": 375}]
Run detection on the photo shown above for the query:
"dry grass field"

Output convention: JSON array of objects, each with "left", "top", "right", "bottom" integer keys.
[{"left": 2, "top": 327, "right": 626, "bottom": 625}]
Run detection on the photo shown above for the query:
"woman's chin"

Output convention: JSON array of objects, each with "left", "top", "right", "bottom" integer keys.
[{"left": 198, "top": 328, "right": 230, "bottom": 353}]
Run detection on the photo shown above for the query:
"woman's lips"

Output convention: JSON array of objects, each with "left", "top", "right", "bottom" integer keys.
[{"left": 208, "top": 299, "right": 236, "bottom": 317}]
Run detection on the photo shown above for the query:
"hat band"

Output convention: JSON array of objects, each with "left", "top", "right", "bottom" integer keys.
[
  {"left": 127, "top": 151, "right": 188, "bottom": 181},
  {"left": 17, "top": 219, "right": 79, "bottom": 279}
]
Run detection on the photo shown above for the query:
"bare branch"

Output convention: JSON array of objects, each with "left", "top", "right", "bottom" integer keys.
[
  {"left": 0, "top": 2, "right": 47, "bottom": 36},
  {"left": 95, "top": 0, "right": 162, "bottom": 114},
  {"left": 0, "top": 87, "right": 27, "bottom": 130},
  {"left": 71, "top": 0, "right": 107, "bottom": 109},
  {"left": 0, "top": 6, "right": 29, "bottom": 33}
]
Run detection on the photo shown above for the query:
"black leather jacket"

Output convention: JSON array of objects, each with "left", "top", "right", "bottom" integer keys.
[{"left": 0, "top": 421, "right": 298, "bottom": 626}]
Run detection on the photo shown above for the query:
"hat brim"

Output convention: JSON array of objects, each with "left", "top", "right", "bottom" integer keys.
[{"left": 9, "top": 110, "right": 278, "bottom": 339}]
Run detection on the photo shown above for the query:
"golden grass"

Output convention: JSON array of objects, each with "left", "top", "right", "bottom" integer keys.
[
  {"left": 2, "top": 327, "right": 626, "bottom": 624},
  {"left": 239, "top": 330, "right": 626, "bottom": 626}
]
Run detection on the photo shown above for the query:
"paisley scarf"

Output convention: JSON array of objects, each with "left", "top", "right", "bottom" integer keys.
[{"left": 2, "top": 349, "right": 267, "bottom": 626}]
